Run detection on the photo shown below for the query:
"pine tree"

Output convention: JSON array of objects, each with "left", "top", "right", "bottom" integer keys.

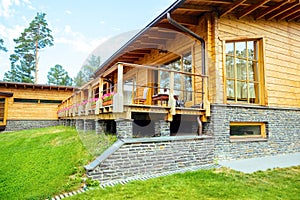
[
  {"left": 73, "top": 71, "right": 85, "bottom": 87},
  {"left": 3, "top": 12, "right": 53, "bottom": 83},
  {"left": 74, "top": 55, "right": 100, "bottom": 87},
  {"left": 47, "top": 64, "right": 73, "bottom": 86},
  {"left": 0, "top": 38, "right": 7, "bottom": 52}
]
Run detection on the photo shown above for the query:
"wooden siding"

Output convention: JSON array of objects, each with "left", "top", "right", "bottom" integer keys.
[
  {"left": 216, "top": 15, "right": 300, "bottom": 108},
  {"left": 0, "top": 87, "right": 73, "bottom": 120}
]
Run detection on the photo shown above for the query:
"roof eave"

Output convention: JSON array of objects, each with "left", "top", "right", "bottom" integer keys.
[{"left": 94, "top": 0, "right": 185, "bottom": 77}]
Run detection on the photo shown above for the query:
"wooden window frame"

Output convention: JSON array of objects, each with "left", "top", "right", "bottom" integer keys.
[
  {"left": 0, "top": 98, "right": 8, "bottom": 126},
  {"left": 223, "top": 37, "right": 266, "bottom": 105},
  {"left": 230, "top": 122, "right": 266, "bottom": 139}
]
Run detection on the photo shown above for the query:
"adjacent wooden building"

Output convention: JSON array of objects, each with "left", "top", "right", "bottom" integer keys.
[{"left": 0, "top": 82, "right": 75, "bottom": 131}]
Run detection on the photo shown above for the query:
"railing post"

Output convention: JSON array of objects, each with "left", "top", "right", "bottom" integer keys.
[
  {"left": 202, "top": 76, "right": 210, "bottom": 119},
  {"left": 113, "top": 63, "right": 124, "bottom": 112},
  {"left": 96, "top": 78, "right": 103, "bottom": 114},
  {"left": 169, "top": 71, "right": 176, "bottom": 116}
]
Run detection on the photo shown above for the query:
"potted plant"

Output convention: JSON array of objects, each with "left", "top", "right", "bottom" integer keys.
[
  {"left": 90, "top": 98, "right": 99, "bottom": 108},
  {"left": 101, "top": 92, "right": 114, "bottom": 106}
]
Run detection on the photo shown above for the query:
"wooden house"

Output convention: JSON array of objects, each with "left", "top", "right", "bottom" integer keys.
[
  {"left": 58, "top": 0, "right": 300, "bottom": 182},
  {"left": 0, "top": 81, "right": 75, "bottom": 131}
]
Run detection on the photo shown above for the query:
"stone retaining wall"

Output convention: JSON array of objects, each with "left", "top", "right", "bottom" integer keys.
[
  {"left": 85, "top": 136, "right": 214, "bottom": 184},
  {"left": 5, "top": 120, "right": 59, "bottom": 131},
  {"left": 208, "top": 104, "right": 300, "bottom": 161}
]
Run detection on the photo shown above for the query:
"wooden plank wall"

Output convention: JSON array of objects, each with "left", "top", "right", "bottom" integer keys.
[
  {"left": 216, "top": 15, "right": 300, "bottom": 108},
  {"left": 0, "top": 87, "right": 73, "bottom": 120}
]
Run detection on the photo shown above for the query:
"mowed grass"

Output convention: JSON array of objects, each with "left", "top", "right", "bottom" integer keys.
[
  {"left": 0, "top": 126, "right": 299, "bottom": 200},
  {"left": 0, "top": 126, "right": 92, "bottom": 200},
  {"left": 69, "top": 166, "right": 300, "bottom": 200}
]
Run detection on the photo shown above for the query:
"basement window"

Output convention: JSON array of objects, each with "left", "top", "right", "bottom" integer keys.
[{"left": 230, "top": 122, "right": 266, "bottom": 140}]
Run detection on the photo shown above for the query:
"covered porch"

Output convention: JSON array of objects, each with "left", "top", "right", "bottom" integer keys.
[{"left": 58, "top": 61, "right": 210, "bottom": 137}]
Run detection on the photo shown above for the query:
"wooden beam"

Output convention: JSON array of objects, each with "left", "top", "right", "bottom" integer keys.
[
  {"left": 255, "top": 0, "right": 290, "bottom": 20},
  {"left": 101, "top": 64, "right": 118, "bottom": 78},
  {"left": 220, "top": 0, "right": 247, "bottom": 18},
  {"left": 287, "top": 11, "right": 300, "bottom": 21},
  {"left": 266, "top": 1, "right": 300, "bottom": 20},
  {"left": 168, "top": 14, "right": 199, "bottom": 26},
  {"left": 237, "top": 0, "right": 270, "bottom": 19},
  {"left": 178, "top": 4, "right": 213, "bottom": 12},
  {"left": 276, "top": 5, "right": 300, "bottom": 20}
]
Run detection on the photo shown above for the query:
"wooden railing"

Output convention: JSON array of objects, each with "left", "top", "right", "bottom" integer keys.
[{"left": 57, "top": 62, "right": 209, "bottom": 118}]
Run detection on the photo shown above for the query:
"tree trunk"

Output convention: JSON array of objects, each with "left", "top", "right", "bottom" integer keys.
[{"left": 35, "top": 39, "right": 38, "bottom": 84}]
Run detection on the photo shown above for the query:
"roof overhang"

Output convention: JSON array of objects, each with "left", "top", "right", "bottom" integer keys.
[
  {"left": 94, "top": 0, "right": 300, "bottom": 77},
  {"left": 0, "top": 81, "right": 77, "bottom": 92}
]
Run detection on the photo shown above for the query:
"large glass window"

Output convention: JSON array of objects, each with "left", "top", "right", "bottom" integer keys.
[
  {"left": 225, "top": 39, "right": 263, "bottom": 104},
  {"left": 159, "top": 52, "right": 193, "bottom": 101}
]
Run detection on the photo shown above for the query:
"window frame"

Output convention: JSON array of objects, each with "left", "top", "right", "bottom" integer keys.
[
  {"left": 158, "top": 51, "right": 194, "bottom": 103},
  {"left": 229, "top": 122, "right": 267, "bottom": 140},
  {"left": 0, "top": 97, "right": 8, "bottom": 126},
  {"left": 223, "top": 37, "right": 266, "bottom": 105}
]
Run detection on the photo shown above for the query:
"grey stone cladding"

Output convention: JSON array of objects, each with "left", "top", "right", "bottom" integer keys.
[
  {"left": 86, "top": 136, "right": 214, "bottom": 184},
  {"left": 207, "top": 104, "right": 300, "bottom": 161},
  {"left": 5, "top": 120, "right": 59, "bottom": 131}
]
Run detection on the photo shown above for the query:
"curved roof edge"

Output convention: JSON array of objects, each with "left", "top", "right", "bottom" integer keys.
[{"left": 94, "top": 0, "right": 185, "bottom": 77}]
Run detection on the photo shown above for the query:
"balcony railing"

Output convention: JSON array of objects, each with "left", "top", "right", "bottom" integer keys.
[{"left": 57, "top": 62, "right": 209, "bottom": 118}]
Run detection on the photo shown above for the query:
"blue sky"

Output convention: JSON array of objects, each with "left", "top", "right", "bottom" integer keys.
[{"left": 0, "top": 0, "right": 176, "bottom": 84}]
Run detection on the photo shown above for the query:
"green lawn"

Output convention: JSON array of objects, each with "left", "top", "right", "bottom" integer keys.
[
  {"left": 69, "top": 166, "right": 300, "bottom": 200},
  {"left": 0, "top": 126, "right": 299, "bottom": 200},
  {"left": 0, "top": 126, "right": 92, "bottom": 200}
]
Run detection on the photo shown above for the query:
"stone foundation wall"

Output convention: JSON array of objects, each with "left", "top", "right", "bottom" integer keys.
[
  {"left": 5, "top": 120, "right": 59, "bottom": 131},
  {"left": 86, "top": 136, "right": 214, "bottom": 184},
  {"left": 208, "top": 104, "right": 300, "bottom": 161}
]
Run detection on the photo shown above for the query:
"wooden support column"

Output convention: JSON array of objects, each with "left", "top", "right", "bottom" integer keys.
[
  {"left": 86, "top": 85, "right": 92, "bottom": 115},
  {"left": 113, "top": 64, "right": 124, "bottom": 113},
  {"left": 168, "top": 71, "right": 175, "bottom": 118},
  {"left": 202, "top": 76, "right": 210, "bottom": 122},
  {"left": 96, "top": 78, "right": 103, "bottom": 114}
]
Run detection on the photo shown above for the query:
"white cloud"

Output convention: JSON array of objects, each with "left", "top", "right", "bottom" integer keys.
[
  {"left": 0, "top": 23, "right": 24, "bottom": 42},
  {"left": 0, "top": 0, "right": 31, "bottom": 18},
  {"left": 65, "top": 10, "right": 71, "bottom": 15},
  {"left": 56, "top": 25, "right": 109, "bottom": 54}
]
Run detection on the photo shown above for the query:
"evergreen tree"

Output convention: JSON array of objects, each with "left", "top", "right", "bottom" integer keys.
[
  {"left": 3, "top": 12, "right": 53, "bottom": 83},
  {"left": 0, "top": 38, "right": 7, "bottom": 52},
  {"left": 74, "top": 55, "right": 100, "bottom": 87},
  {"left": 73, "top": 71, "right": 85, "bottom": 87},
  {"left": 47, "top": 64, "right": 73, "bottom": 86}
]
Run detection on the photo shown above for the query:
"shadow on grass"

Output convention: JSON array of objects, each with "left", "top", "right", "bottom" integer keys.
[{"left": 77, "top": 130, "right": 117, "bottom": 157}]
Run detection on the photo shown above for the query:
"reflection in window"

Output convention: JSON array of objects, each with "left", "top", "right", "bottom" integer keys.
[
  {"left": 159, "top": 52, "right": 193, "bottom": 102},
  {"left": 225, "top": 40, "right": 262, "bottom": 104},
  {"left": 230, "top": 122, "right": 266, "bottom": 138}
]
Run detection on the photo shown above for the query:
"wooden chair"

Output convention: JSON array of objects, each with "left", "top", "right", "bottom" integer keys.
[{"left": 134, "top": 87, "right": 148, "bottom": 104}]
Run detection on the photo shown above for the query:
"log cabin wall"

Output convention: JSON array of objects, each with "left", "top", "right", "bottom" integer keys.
[
  {"left": 0, "top": 83, "right": 74, "bottom": 131},
  {"left": 216, "top": 15, "right": 300, "bottom": 108}
]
